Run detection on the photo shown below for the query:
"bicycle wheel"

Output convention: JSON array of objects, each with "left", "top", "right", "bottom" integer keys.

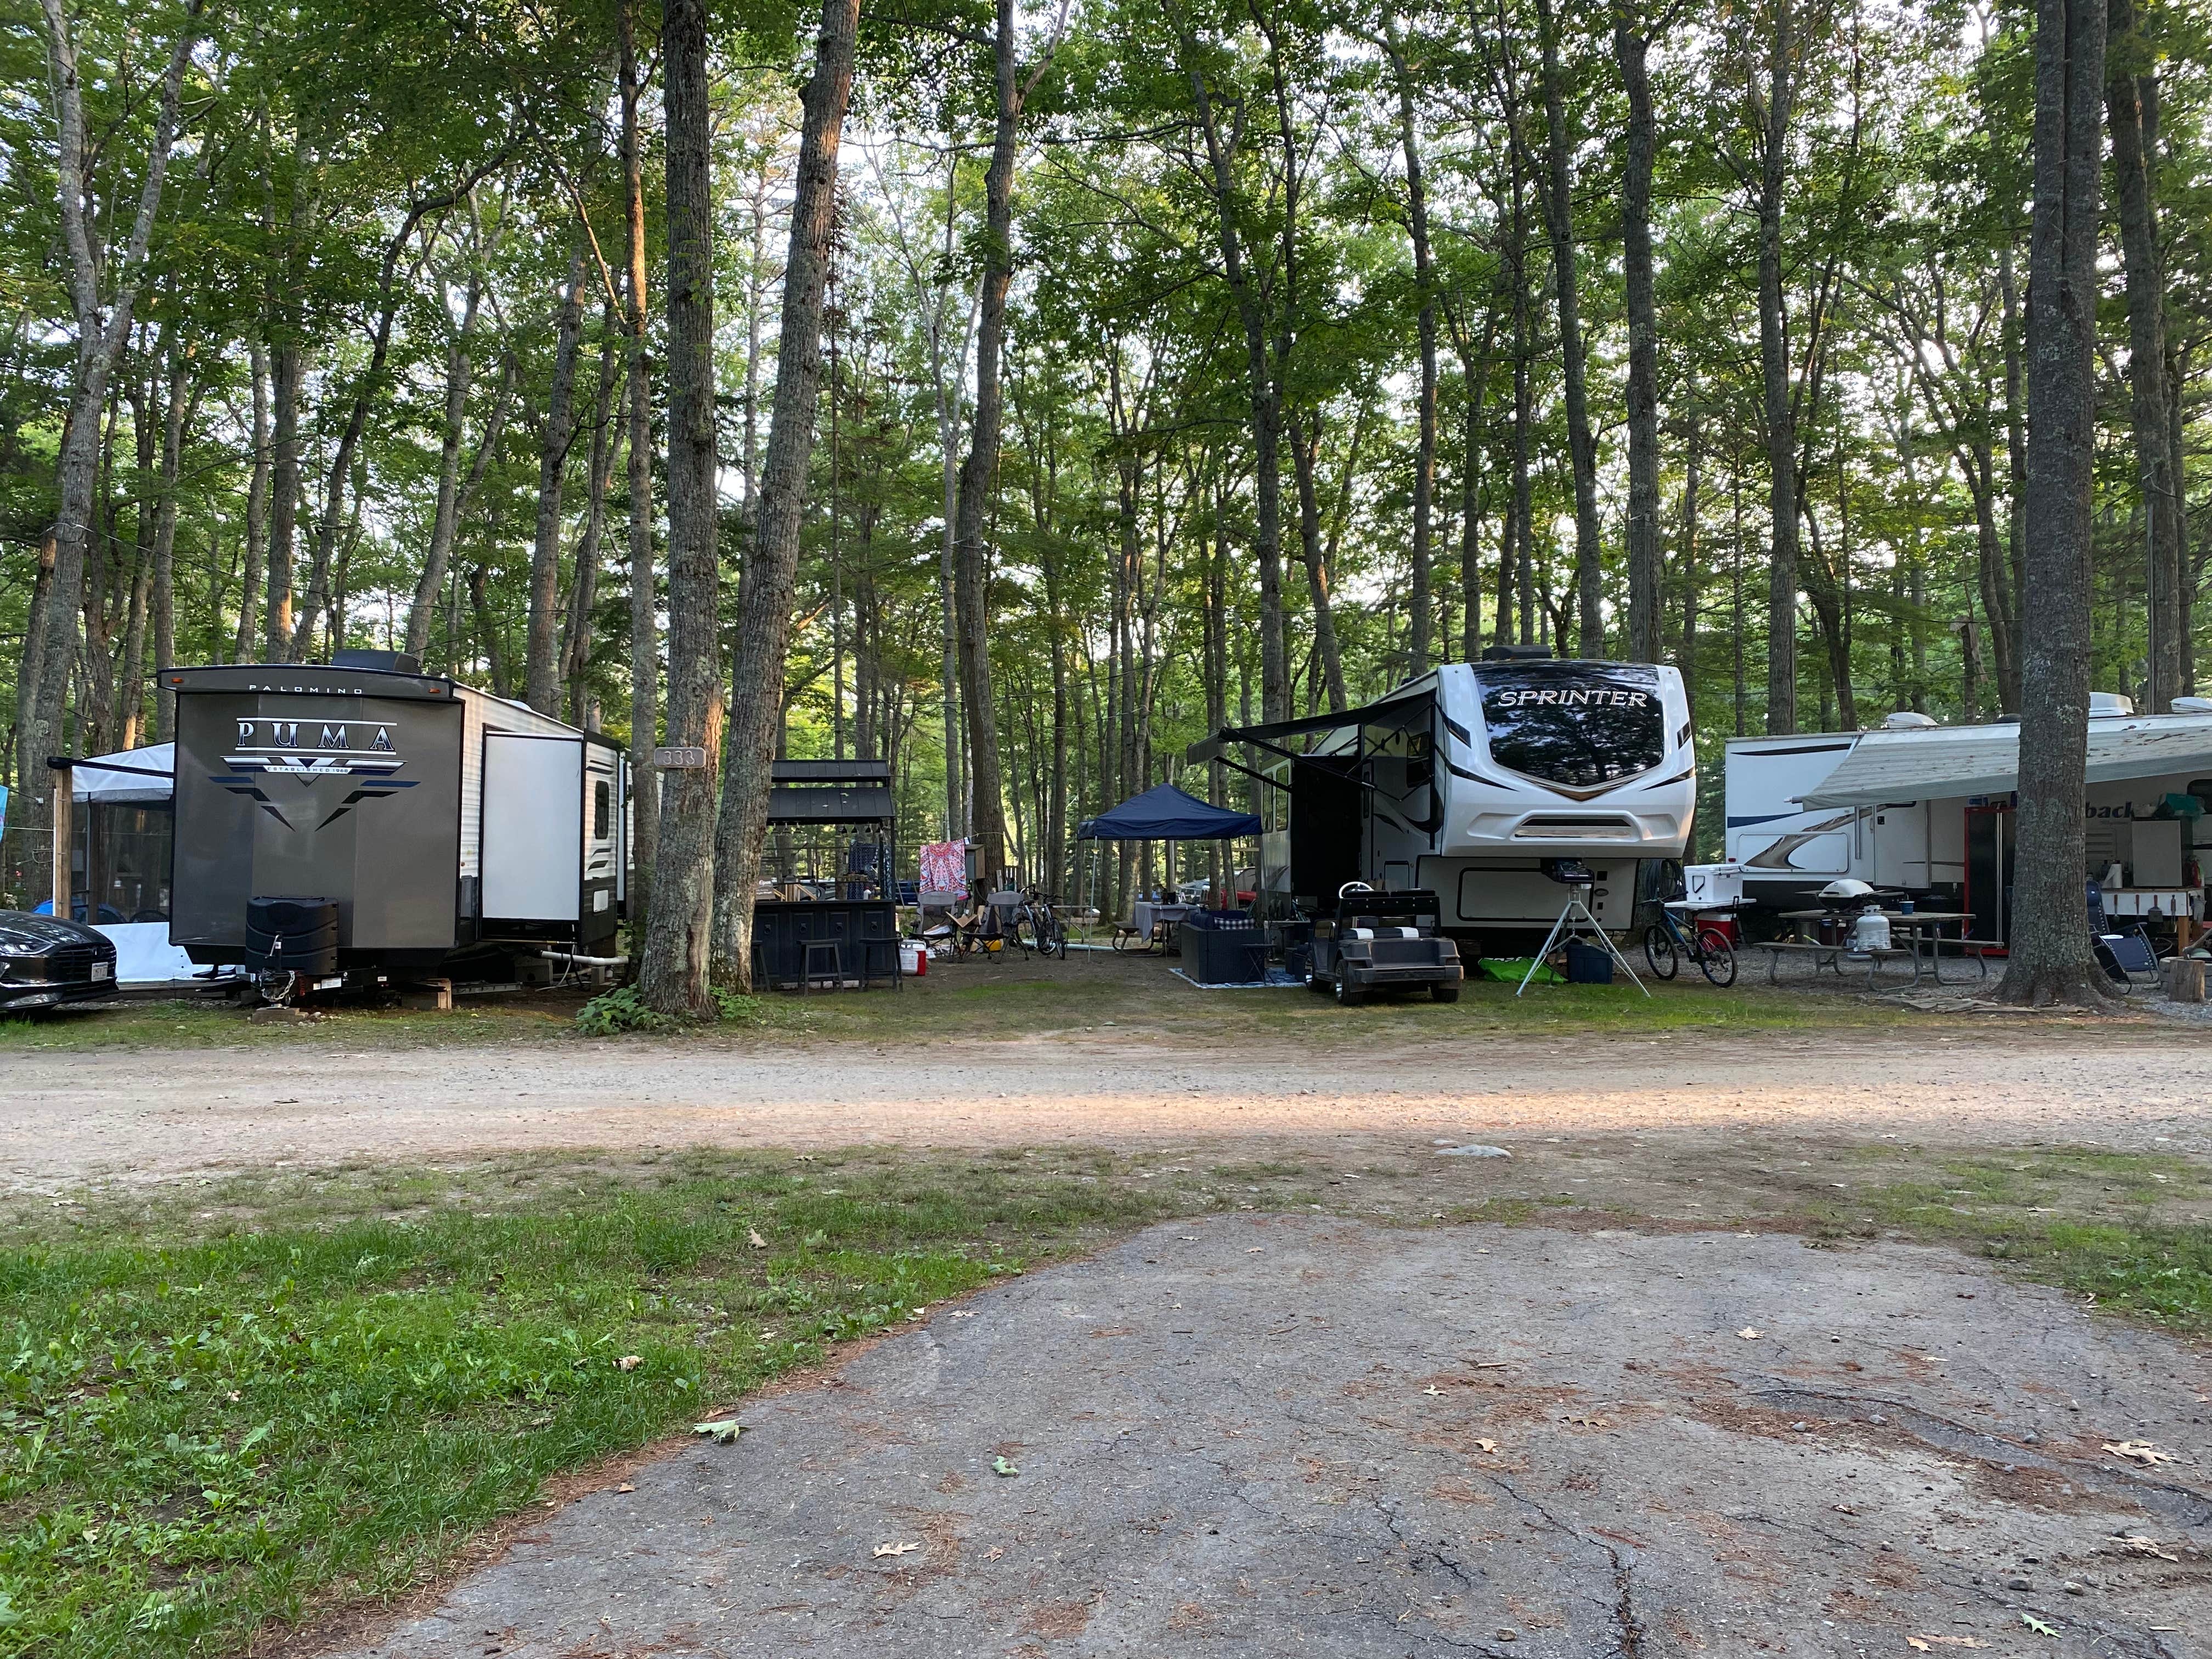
[
  {"left": 1696, "top": 929, "right": 1738, "bottom": 988},
  {"left": 1643, "top": 922, "right": 1680, "bottom": 980}
]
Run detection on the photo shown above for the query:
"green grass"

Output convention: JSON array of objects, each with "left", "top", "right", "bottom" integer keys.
[
  {"left": 1841, "top": 1149, "right": 2212, "bottom": 1331},
  {"left": 0, "top": 1154, "right": 1188, "bottom": 1659}
]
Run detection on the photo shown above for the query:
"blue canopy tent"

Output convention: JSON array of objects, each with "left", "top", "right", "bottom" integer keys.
[
  {"left": 1076, "top": 783, "right": 1260, "bottom": 842},
  {"left": 1075, "top": 784, "right": 1261, "bottom": 929}
]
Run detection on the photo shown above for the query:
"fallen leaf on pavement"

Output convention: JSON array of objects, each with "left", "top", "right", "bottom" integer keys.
[
  {"left": 873, "top": 1541, "right": 921, "bottom": 1558},
  {"left": 616, "top": 1483, "right": 635, "bottom": 1493},
  {"left": 2110, "top": 1534, "right": 2179, "bottom": 1561},
  {"left": 1473, "top": 1438, "right": 1498, "bottom": 1454},
  {"left": 691, "top": 1420, "right": 744, "bottom": 1444},
  {"left": 992, "top": 1456, "right": 1020, "bottom": 1476},
  {"left": 2101, "top": 1440, "right": 2176, "bottom": 1466},
  {"left": 1566, "top": 1414, "right": 1613, "bottom": 1429},
  {"left": 2021, "top": 1612, "right": 2057, "bottom": 1637},
  {"left": 1737, "top": 1328, "right": 1762, "bottom": 1340},
  {"left": 1423, "top": 1386, "right": 1446, "bottom": 1397}
]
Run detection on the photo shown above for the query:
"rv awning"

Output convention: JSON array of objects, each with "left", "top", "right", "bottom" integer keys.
[
  {"left": 69, "top": 743, "right": 174, "bottom": 804},
  {"left": 1800, "top": 718, "right": 2212, "bottom": 808},
  {"left": 1076, "top": 783, "right": 1260, "bottom": 840},
  {"left": 1185, "top": 681, "right": 1434, "bottom": 765}
]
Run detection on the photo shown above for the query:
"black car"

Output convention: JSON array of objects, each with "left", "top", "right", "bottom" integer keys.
[{"left": 0, "top": 910, "right": 120, "bottom": 1012}]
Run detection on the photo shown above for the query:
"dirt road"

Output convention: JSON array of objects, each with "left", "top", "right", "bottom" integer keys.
[{"left": 6, "top": 1025, "right": 2207, "bottom": 1193}]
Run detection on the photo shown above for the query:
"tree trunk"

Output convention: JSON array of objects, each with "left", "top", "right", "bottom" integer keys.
[
  {"left": 527, "top": 244, "right": 591, "bottom": 714},
  {"left": 404, "top": 266, "right": 483, "bottom": 662},
  {"left": 2105, "top": 0, "right": 2181, "bottom": 711},
  {"left": 697, "top": 0, "right": 860, "bottom": 995},
  {"left": 20, "top": 0, "right": 201, "bottom": 849},
  {"left": 1999, "top": 0, "right": 2114, "bottom": 1006},
  {"left": 1617, "top": 3, "right": 1662, "bottom": 664},
  {"left": 1385, "top": 21, "right": 1438, "bottom": 673},
  {"left": 266, "top": 342, "right": 302, "bottom": 658},
  {"left": 1532, "top": 0, "right": 1603, "bottom": 652},
  {"left": 1288, "top": 414, "right": 1349, "bottom": 711},
  {"left": 1676, "top": 397, "right": 1702, "bottom": 714},
  {"left": 621, "top": 0, "right": 659, "bottom": 931},
  {"left": 641, "top": 0, "right": 728, "bottom": 1017},
  {"left": 151, "top": 334, "right": 191, "bottom": 736},
  {"left": 952, "top": 0, "right": 1020, "bottom": 879},
  {"left": 234, "top": 340, "right": 269, "bottom": 662},
  {"left": 562, "top": 323, "right": 623, "bottom": 719},
  {"left": 1757, "top": 1, "right": 1799, "bottom": 731},
  {"left": 1186, "top": 63, "right": 1289, "bottom": 723}
]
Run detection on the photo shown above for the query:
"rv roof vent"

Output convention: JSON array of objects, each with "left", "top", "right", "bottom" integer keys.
[
  {"left": 1479, "top": 643, "right": 1553, "bottom": 662},
  {"left": 332, "top": 648, "right": 422, "bottom": 675},
  {"left": 1882, "top": 710, "right": 1938, "bottom": 730},
  {"left": 2089, "top": 691, "right": 2136, "bottom": 717},
  {"left": 2173, "top": 696, "right": 2212, "bottom": 715}
]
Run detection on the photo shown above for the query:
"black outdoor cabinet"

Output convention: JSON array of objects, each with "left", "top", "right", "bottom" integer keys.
[
  {"left": 751, "top": 899, "right": 900, "bottom": 989},
  {"left": 750, "top": 758, "right": 901, "bottom": 991}
]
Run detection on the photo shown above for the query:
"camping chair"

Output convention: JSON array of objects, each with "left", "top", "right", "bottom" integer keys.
[{"left": 2096, "top": 926, "right": 2164, "bottom": 991}]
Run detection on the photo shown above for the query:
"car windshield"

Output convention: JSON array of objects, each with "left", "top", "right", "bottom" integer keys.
[{"left": 1477, "top": 663, "right": 1665, "bottom": 791}]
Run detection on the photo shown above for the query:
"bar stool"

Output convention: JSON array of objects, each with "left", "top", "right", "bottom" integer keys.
[{"left": 802, "top": 938, "right": 843, "bottom": 993}]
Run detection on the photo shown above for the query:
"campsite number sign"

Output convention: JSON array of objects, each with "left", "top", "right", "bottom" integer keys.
[{"left": 653, "top": 746, "right": 709, "bottom": 771}]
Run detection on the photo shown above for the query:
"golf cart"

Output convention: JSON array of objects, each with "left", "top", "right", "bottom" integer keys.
[{"left": 1304, "top": 882, "right": 1464, "bottom": 1005}]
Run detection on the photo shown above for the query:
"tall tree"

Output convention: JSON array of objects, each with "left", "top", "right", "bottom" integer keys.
[
  {"left": 2105, "top": 0, "right": 2181, "bottom": 710},
  {"left": 704, "top": 0, "right": 863, "bottom": 991},
  {"left": 18, "top": 0, "right": 203, "bottom": 856},
  {"left": 1751, "top": 0, "right": 1801, "bottom": 730},
  {"left": 639, "top": 0, "right": 726, "bottom": 1018},
  {"left": 1531, "top": 0, "right": 1604, "bottom": 652},
  {"left": 1383, "top": 16, "right": 1438, "bottom": 672},
  {"left": 527, "top": 246, "right": 591, "bottom": 714},
  {"left": 619, "top": 0, "right": 660, "bottom": 930},
  {"left": 1617, "top": 0, "right": 1662, "bottom": 664},
  {"left": 1998, "top": 0, "right": 2113, "bottom": 1006}
]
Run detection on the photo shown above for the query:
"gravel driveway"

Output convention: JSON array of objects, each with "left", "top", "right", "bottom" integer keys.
[
  {"left": 5, "top": 1027, "right": 2210, "bottom": 1193},
  {"left": 332, "top": 1215, "right": 2209, "bottom": 1659}
]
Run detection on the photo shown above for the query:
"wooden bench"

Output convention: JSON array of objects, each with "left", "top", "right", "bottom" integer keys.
[{"left": 1756, "top": 939, "right": 1921, "bottom": 988}]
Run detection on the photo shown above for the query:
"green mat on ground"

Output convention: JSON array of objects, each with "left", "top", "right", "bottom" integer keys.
[{"left": 1476, "top": 957, "right": 1562, "bottom": 984}]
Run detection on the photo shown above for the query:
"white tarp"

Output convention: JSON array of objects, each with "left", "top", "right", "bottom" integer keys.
[
  {"left": 91, "top": 921, "right": 208, "bottom": 988},
  {"left": 1801, "top": 715, "right": 2212, "bottom": 808},
  {"left": 72, "top": 743, "right": 174, "bottom": 804}
]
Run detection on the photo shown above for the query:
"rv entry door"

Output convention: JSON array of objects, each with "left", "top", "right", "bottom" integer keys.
[{"left": 482, "top": 733, "right": 584, "bottom": 923}]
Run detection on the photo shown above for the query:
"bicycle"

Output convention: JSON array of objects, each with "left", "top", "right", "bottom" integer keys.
[
  {"left": 1011, "top": 887, "right": 1067, "bottom": 958},
  {"left": 1642, "top": 902, "right": 1738, "bottom": 987}
]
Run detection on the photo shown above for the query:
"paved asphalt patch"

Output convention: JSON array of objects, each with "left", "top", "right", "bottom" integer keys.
[{"left": 341, "top": 1218, "right": 2210, "bottom": 1657}]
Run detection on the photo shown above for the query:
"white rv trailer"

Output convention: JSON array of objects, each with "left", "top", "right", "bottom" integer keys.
[
  {"left": 1195, "top": 654, "right": 1696, "bottom": 936},
  {"left": 1725, "top": 697, "right": 2212, "bottom": 939}
]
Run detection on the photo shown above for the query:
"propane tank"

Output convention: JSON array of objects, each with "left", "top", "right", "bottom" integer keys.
[{"left": 1849, "top": 904, "right": 1891, "bottom": 956}]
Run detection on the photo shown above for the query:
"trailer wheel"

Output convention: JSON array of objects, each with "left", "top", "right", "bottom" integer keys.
[
  {"left": 1334, "top": 973, "right": 1364, "bottom": 1007},
  {"left": 1430, "top": 982, "right": 1460, "bottom": 1003}
]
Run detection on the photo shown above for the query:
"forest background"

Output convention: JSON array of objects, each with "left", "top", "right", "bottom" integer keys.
[{"left": 1, "top": 0, "right": 2204, "bottom": 970}]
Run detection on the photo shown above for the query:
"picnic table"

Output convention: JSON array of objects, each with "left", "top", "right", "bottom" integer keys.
[
  {"left": 1114, "top": 900, "right": 1194, "bottom": 953},
  {"left": 1764, "top": 909, "right": 1982, "bottom": 989}
]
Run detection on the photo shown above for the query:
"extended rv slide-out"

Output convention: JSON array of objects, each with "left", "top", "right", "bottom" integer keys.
[
  {"left": 1192, "top": 651, "right": 1696, "bottom": 946},
  {"left": 161, "top": 651, "right": 626, "bottom": 996},
  {"left": 1724, "top": 695, "right": 2212, "bottom": 943}
]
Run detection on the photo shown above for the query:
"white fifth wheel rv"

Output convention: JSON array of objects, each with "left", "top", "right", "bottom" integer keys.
[
  {"left": 1726, "top": 696, "right": 2212, "bottom": 940},
  {"left": 1194, "top": 652, "right": 1696, "bottom": 938}
]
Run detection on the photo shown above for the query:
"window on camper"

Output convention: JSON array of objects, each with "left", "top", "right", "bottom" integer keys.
[
  {"left": 594, "top": 780, "right": 612, "bottom": 841},
  {"left": 1476, "top": 663, "right": 1666, "bottom": 791}
]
